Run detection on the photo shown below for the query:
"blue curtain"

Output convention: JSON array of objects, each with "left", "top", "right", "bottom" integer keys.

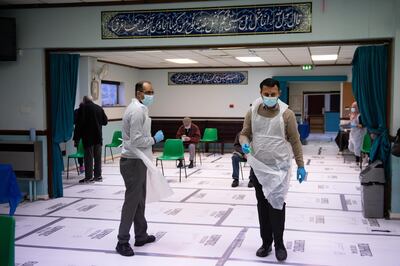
[
  {"left": 50, "top": 54, "right": 80, "bottom": 197},
  {"left": 352, "top": 45, "right": 390, "bottom": 167}
]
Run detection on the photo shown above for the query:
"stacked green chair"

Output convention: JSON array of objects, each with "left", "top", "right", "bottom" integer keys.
[
  {"left": 0, "top": 215, "right": 15, "bottom": 266},
  {"left": 67, "top": 139, "right": 84, "bottom": 179},
  {"left": 200, "top": 128, "right": 219, "bottom": 156},
  {"left": 156, "top": 139, "right": 187, "bottom": 182},
  {"left": 104, "top": 130, "right": 122, "bottom": 163},
  {"left": 360, "top": 133, "right": 372, "bottom": 169}
]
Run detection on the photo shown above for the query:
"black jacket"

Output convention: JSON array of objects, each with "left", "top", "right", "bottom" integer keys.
[{"left": 73, "top": 101, "right": 108, "bottom": 147}]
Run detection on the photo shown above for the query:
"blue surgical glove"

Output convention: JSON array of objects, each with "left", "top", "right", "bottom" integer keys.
[
  {"left": 153, "top": 130, "right": 164, "bottom": 143},
  {"left": 297, "top": 167, "right": 307, "bottom": 183},
  {"left": 241, "top": 143, "right": 251, "bottom": 154}
]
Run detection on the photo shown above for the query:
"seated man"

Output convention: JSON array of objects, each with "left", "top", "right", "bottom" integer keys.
[
  {"left": 176, "top": 117, "right": 201, "bottom": 168},
  {"left": 231, "top": 132, "right": 253, "bottom": 188}
]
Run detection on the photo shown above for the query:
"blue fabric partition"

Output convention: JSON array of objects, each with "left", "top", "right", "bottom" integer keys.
[
  {"left": 50, "top": 54, "right": 80, "bottom": 198},
  {"left": 352, "top": 45, "right": 390, "bottom": 168}
]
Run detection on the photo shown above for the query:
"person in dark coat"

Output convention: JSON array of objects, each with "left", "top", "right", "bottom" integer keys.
[{"left": 74, "top": 95, "right": 108, "bottom": 183}]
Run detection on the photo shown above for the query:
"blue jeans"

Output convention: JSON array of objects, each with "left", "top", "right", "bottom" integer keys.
[{"left": 231, "top": 153, "right": 247, "bottom": 180}]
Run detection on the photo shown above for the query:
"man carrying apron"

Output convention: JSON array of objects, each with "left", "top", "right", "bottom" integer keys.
[
  {"left": 116, "top": 81, "right": 172, "bottom": 257},
  {"left": 240, "top": 78, "right": 307, "bottom": 261}
]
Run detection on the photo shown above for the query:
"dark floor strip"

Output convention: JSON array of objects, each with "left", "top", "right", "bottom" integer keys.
[
  {"left": 340, "top": 194, "right": 349, "bottom": 211},
  {"left": 180, "top": 189, "right": 201, "bottom": 202},
  {"left": 15, "top": 244, "right": 220, "bottom": 260},
  {"left": 215, "top": 227, "right": 248, "bottom": 266},
  {"left": 15, "top": 217, "right": 65, "bottom": 241},
  {"left": 215, "top": 208, "right": 234, "bottom": 226},
  {"left": 42, "top": 198, "right": 85, "bottom": 216}
]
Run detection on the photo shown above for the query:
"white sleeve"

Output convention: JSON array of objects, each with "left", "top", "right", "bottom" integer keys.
[{"left": 129, "top": 111, "right": 155, "bottom": 148}]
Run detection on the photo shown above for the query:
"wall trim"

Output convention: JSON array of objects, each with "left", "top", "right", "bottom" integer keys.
[
  {"left": 0, "top": 130, "right": 47, "bottom": 136},
  {"left": 389, "top": 211, "right": 400, "bottom": 220}
]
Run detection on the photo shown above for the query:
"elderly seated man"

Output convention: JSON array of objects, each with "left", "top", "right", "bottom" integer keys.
[{"left": 176, "top": 117, "right": 201, "bottom": 168}]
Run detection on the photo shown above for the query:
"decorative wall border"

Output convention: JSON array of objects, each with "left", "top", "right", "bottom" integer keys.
[
  {"left": 101, "top": 2, "right": 312, "bottom": 39},
  {"left": 168, "top": 71, "right": 248, "bottom": 85}
]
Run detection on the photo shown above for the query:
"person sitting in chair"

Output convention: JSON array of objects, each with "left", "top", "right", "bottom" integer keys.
[
  {"left": 176, "top": 117, "right": 201, "bottom": 168},
  {"left": 231, "top": 132, "right": 253, "bottom": 188}
]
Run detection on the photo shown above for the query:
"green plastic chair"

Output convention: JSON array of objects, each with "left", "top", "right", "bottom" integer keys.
[
  {"left": 360, "top": 133, "right": 372, "bottom": 169},
  {"left": 200, "top": 128, "right": 220, "bottom": 156},
  {"left": 0, "top": 215, "right": 15, "bottom": 266},
  {"left": 156, "top": 139, "right": 187, "bottom": 182},
  {"left": 104, "top": 131, "right": 122, "bottom": 163},
  {"left": 67, "top": 139, "right": 84, "bottom": 179},
  {"left": 201, "top": 128, "right": 218, "bottom": 142}
]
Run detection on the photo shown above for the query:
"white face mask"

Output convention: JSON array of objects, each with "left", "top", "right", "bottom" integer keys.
[
  {"left": 142, "top": 95, "right": 154, "bottom": 106},
  {"left": 351, "top": 107, "right": 356, "bottom": 113},
  {"left": 263, "top": 96, "right": 278, "bottom": 108},
  {"left": 185, "top": 124, "right": 191, "bottom": 129}
]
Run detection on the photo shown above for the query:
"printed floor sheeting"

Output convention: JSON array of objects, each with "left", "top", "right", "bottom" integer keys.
[{"left": 3, "top": 135, "right": 400, "bottom": 266}]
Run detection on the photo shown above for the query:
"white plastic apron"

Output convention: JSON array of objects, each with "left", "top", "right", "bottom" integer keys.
[
  {"left": 247, "top": 98, "right": 292, "bottom": 210},
  {"left": 131, "top": 100, "right": 173, "bottom": 203}
]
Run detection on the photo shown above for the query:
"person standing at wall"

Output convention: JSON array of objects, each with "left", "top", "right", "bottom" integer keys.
[
  {"left": 74, "top": 95, "right": 108, "bottom": 183},
  {"left": 240, "top": 78, "right": 306, "bottom": 261},
  {"left": 176, "top": 117, "right": 201, "bottom": 168},
  {"left": 348, "top": 101, "right": 366, "bottom": 163},
  {"left": 116, "top": 81, "right": 165, "bottom": 257}
]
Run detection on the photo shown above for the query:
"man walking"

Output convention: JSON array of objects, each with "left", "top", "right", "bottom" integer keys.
[
  {"left": 116, "top": 81, "right": 164, "bottom": 256},
  {"left": 240, "top": 78, "right": 307, "bottom": 261},
  {"left": 74, "top": 95, "right": 108, "bottom": 183}
]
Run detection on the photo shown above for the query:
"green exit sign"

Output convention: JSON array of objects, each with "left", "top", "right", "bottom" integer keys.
[{"left": 302, "top": 64, "right": 313, "bottom": 71}]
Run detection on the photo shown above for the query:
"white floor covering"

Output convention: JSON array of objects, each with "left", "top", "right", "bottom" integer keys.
[{"left": 2, "top": 133, "right": 400, "bottom": 266}]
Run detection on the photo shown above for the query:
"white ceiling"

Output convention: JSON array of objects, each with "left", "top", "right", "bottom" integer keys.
[{"left": 79, "top": 45, "right": 359, "bottom": 69}]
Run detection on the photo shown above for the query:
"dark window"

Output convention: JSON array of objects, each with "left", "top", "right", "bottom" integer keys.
[
  {"left": 101, "top": 80, "right": 120, "bottom": 106},
  {"left": 330, "top": 94, "right": 340, "bottom": 112}
]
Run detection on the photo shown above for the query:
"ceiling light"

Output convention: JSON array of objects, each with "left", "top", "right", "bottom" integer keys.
[
  {"left": 235, "top": 56, "right": 264, "bottom": 62},
  {"left": 311, "top": 54, "right": 338, "bottom": 61},
  {"left": 165, "top": 58, "right": 198, "bottom": 64}
]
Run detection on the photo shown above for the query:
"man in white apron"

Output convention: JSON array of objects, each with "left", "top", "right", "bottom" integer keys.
[
  {"left": 116, "top": 81, "right": 169, "bottom": 256},
  {"left": 240, "top": 78, "right": 307, "bottom": 261}
]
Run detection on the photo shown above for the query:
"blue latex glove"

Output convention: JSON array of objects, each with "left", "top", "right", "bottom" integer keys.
[
  {"left": 153, "top": 130, "right": 164, "bottom": 143},
  {"left": 241, "top": 143, "right": 251, "bottom": 154},
  {"left": 297, "top": 167, "right": 307, "bottom": 183}
]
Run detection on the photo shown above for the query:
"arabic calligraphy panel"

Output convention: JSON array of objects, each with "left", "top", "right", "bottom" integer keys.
[{"left": 102, "top": 3, "right": 312, "bottom": 39}]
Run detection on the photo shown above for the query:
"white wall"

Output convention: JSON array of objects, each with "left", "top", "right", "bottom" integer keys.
[
  {"left": 0, "top": 49, "right": 45, "bottom": 130},
  {"left": 288, "top": 82, "right": 341, "bottom": 114},
  {"left": 96, "top": 62, "right": 139, "bottom": 119},
  {"left": 141, "top": 66, "right": 351, "bottom": 118}
]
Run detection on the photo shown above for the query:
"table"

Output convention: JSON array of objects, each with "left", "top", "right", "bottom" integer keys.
[{"left": 0, "top": 164, "right": 22, "bottom": 215}]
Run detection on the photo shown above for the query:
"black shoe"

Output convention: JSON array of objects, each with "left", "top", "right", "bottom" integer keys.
[
  {"left": 231, "top": 179, "right": 239, "bottom": 187},
  {"left": 92, "top": 176, "right": 103, "bottom": 182},
  {"left": 78, "top": 178, "right": 92, "bottom": 184},
  {"left": 177, "top": 161, "right": 183, "bottom": 168},
  {"left": 188, "top": 161, "right": 194, "bottom": 168},
  {"left": 116, "top": 242, "right": 134, "bottom": 256},
  {"left": 134, "top": 235, "right": 156, "bottom": 247},
  {"left": 256, "top": 244, "right": 272, "bottom": 257},
  {"left": 247, "top": 180, "right": 254, "bottom": 188},
  {"left": 275, "top": 246, "right": 287, "bottom": 261}
]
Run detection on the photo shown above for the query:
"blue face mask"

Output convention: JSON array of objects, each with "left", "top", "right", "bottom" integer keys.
[
  {"left": 142, "top": 95, "right": 154, "bottom": 106},
  {"left": 263, "top": 96, "right": 278, "bottom": 108},
  {"left": 351, "top": 107, "right": 356, "bottom": 113}
]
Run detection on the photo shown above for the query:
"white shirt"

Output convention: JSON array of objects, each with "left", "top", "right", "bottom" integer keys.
[{"left": 121, "top": 98, "right": 155, "bottom": 159}]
